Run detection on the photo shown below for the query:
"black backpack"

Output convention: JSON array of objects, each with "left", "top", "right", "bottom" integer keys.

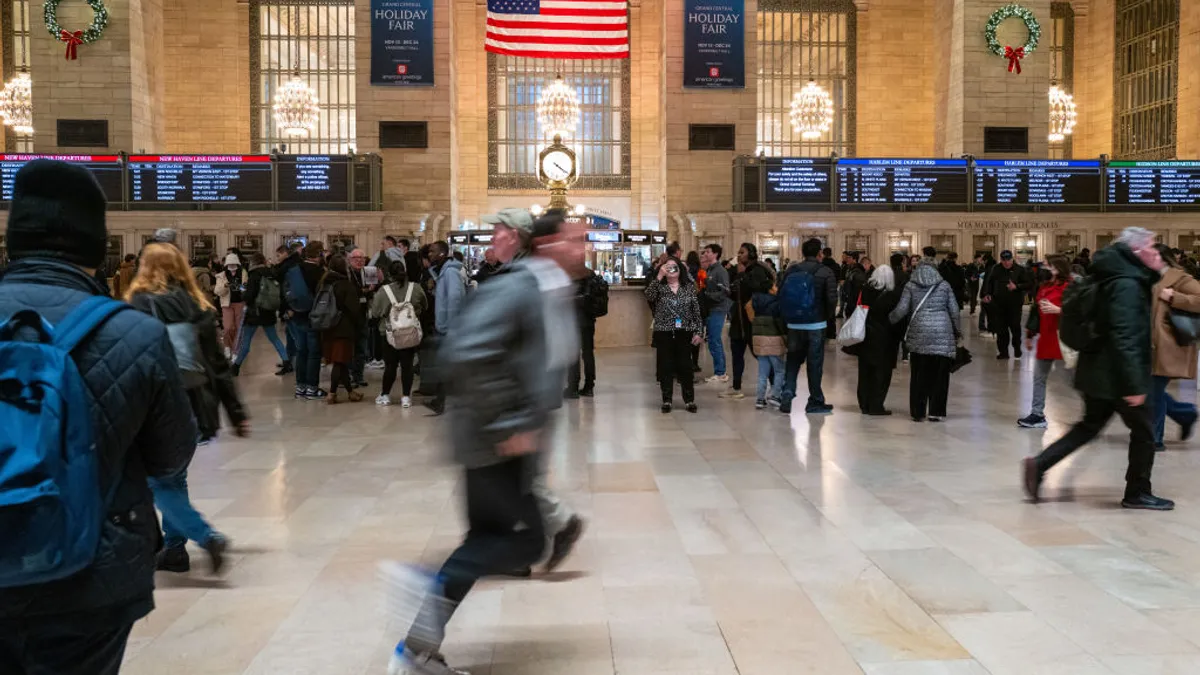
[
  {"left": 585, "top": 273, "right": 609, "bottom": 319},
  {"left": 1059, "top": 275, "right": 1128, "bottom": 353}
]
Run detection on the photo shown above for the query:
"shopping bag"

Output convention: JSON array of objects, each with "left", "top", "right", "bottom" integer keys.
[{"left": 837, "top": 295, "right": 868, "bottom": 347}]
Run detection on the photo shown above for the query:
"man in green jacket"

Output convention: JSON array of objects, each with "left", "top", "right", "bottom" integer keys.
[{"left": 1022, "top": 227, "right": 1172, "bottom": 510}]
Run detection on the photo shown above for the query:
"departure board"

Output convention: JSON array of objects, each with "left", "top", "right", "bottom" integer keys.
[
  {"left": 128, "top": 155, "right": 272, "bottom": 204},
  {"left": 276, "top": 155, "right": 351, "bottom": 204},
  {"left": 1107, "top": 161, "right": 1200, "bottom": 207},
  {"left": 0, "top": 154, "right": 123, "bottom": 202},
  {"left": 837, "top": 158, "right": 968, "bottom": 206},
  {"left": 974, "top": 159, "right": 1101, "bottom": 206},
  {"left": 764, "top": 157, "right": 832, "bottom": 206}
]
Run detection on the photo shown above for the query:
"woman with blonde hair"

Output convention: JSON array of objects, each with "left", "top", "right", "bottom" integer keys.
[{"left": 125, "top": 242, "right": 249, "bottom": 574}]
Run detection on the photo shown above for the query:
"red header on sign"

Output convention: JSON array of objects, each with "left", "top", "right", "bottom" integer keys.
[
  {"left": 127, "top": 155, "right": 272, "bottom": 163},
  {"left": 0, "top": 154, "right": 121, "bottom": 162}
]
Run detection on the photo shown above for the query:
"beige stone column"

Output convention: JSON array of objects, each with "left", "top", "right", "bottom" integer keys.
[
  {"left": 29, "top": 0, "right": 166, "bottom": 152},
  {"left": 1177, "top": 0, "right": 1200, "bottom": 158},
  {"left": 933, "top": 0, "right": 1052, "bottom": 157},
  {"left": 1072, "top": 1, "right": 1114, "bottom": 158}
]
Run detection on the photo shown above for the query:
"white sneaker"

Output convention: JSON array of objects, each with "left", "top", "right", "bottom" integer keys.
[
  {"left": 401, "top": 396, "right": 412, "bottom": 408},
  {"left": 376, "top": 394, "right": 392, "bottom": 406},
  {"left": 718, "top": 389, "right": 745, "bottom": 400},
  {"left": 705, "top": 374, "right": 730, "bottom": 384}
]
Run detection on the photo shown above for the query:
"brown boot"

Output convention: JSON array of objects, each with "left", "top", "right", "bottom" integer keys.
[
  {"left": 347, "top": 390, "right": 364, "bottom": 403},
  {"left": 326, "top": 392, "right": 341, "bottom": 405}
]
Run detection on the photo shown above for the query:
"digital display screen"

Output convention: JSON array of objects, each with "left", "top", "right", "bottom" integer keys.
[
  {"left": 0, "top": 154, "right": 123, "bottom": 203},
  {"left": 587, "top": 230, "right": 622, "bottom": 243},
  {"left": 276, "top": 155, "right": 350, "bottom": 204},
  {"left": 1107, "top": 161, "right": 1200, "bottom": 206},
  {"left": 837, "top": 158, "right": 969, "bottom": 205},
  {"left": 974, "top": 160, "right": 1102, "bottom": 205},
  {"left": 127, "top": 155, "right": 272, "bottom": 204},
  {"left": 764, "top": 157, "right": 832, "bottom": 205}
]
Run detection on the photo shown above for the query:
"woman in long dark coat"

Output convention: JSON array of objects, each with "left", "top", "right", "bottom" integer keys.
[{"left": 855, "top": 264, "right": 903, "bottom": 415}]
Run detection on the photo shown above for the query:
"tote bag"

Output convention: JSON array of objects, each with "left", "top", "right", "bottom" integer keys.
[{"left": 837, "top": 293, "right": 868, "bottom": 347}]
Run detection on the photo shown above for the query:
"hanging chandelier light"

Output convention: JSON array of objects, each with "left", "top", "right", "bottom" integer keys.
[
  {"left": 273, "top": 74, "right": 319, "bottom": 137},
  {"left": 0, "top": 71, "right": 34, "bottom": 136},
  {"left": 1048, "top": 85, "right": 1077, "bottom": 143},
  {"left": 537, "top": 75, "right": 580, "bottom": 141},
  {"left": 789, "top": 80, "right": 834, "bottom": 140}
]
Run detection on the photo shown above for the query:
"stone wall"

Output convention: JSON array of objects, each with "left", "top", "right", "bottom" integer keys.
[
  {"left": 856, "top": 0, "right": 935, "bottom": 157},
  {"left": 1072, "top": 0, "right": 1114, "bottom": 158}
]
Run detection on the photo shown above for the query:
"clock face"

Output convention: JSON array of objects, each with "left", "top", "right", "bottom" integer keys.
[{"left": 541, "top": 151, "right": 573, "bottom": 182}]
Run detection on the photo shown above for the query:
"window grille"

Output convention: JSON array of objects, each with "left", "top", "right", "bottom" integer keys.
[
  {"left": 1114, "top": 0, "right": 1179, "bottom": 160},
  {"left": 250, "top": 0, "right": 356, "bottom": 154},
  {"left": 1, "top": 0, "right": 32, "bottom": 152},
  {"left": 755, "top": 0, "right": 855, "bottom": 158}
]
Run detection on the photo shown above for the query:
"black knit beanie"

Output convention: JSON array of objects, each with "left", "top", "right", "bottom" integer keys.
[{"left": 6, "top": 159, "right": 107, "bottom": 269}]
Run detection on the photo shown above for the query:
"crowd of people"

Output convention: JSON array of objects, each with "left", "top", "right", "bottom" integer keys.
[{"left": 0, "top": 158, "right": 1191, "bottom": 675}]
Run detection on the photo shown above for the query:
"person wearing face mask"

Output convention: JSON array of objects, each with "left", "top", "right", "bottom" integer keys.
[
  {"left": 1022, "top": 227, "right": 1173, "bottom": 511},
  {"left": 213, "top": 252, "right": 248, "bottom": 358},
  {"left": 1017, "top": 255, "right": 1072, "bottom": 429},
  {"left": 646, "top": 257, "right": 704, "bottom": 413}
]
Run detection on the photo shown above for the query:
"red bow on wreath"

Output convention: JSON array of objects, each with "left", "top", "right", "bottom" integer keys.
[
  {"left": 1004, "top": 45, "right": 1025, "bottom": 75},
  {"left": 60, "top": 30, "right": 84, "bottom": 61}
]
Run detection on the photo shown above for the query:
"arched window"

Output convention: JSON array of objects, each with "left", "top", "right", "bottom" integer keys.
[
  {"left": 250, "top": 0, "right": 357, "bottom": 154},
  {"left": 1114, "top": 0, "right": 1179, "bottom": 160},
  {"left": 1048, "top": 2, "right": 1075, "bottom": 159},
  {"left": 756, "top": 0, "right": 856, "bottom": 158},
  {"left": 488, "top": 55, "right": 631, "bottom": 190}
]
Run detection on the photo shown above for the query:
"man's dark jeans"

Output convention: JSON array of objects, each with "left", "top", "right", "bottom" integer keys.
[
  {"left": 0, "top": 621, "right": 132, "bottom": 675},
  {"left": 291, "top": 320, "right": 321, "bottom": 389},
  {"left": 730, "top": 338, "right": 749, "bottom": 391},
  {"left": 1034, "top": 394, "right": 1156, "bottom": 499},
  {"left": 567, "top": 320, "right": 596, "bottom": 391},
  {"left": 782, "top": 328, "right": 826, "bottom": 410}
]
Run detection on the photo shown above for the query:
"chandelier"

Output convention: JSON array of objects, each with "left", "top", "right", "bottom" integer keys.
[
  {"left": 1048, "top": 85, "right": 1077, "bottom": 143},
  {"left": 789, "top": 80, "right": 834, "bottom": 140},
  {"left": 273, "top": 74, "right": 319, "bottom": 137},
  {"left": 0, "top": 71, "right": 33, "bottom": 136},
  {"left": 537, "top": 75, "right": 580, "bottom": 141}
]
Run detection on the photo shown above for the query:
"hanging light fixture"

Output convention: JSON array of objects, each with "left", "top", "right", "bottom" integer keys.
[
  {"left": 537, "top": 75, "right": 580, "bottom": 141},
  {"left": 1048, "top": 85, "right": 1077, "bottom": 143},
  {"left": 0, "top": 71, "right": 33, "bottom": 136},
  {"left": 789, "top": 81, "right": 834, "bottom": 140},
  {"left": 273, "top": 74, "right": 319, "bottom": 137}
]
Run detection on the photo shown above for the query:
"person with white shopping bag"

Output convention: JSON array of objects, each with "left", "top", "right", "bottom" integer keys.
[{"left": 846, "top": 265, "right": 903, "bottom": 415}]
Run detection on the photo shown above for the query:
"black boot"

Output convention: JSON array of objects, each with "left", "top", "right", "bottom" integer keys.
[{"left": 156, "top": 544, "right": 190, "bottom": 573}]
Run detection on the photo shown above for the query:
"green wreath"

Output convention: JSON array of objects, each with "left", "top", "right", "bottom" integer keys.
[
  {"left": 985, "top": 3, "right": 1040, "bottom": 56},
  {"left": 44, "top": 0, "right": 109, "bottom": 44}
]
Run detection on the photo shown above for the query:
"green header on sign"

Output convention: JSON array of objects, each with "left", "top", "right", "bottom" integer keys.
[{"left": 1109, "top": 160, "right": 1200, "bottom": 168}]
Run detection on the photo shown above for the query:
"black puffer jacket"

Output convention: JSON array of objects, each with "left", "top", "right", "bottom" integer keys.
[
  {"left": 243, "top": 264, "right": 278, "bottom": 326},
  {"left": 0, "top": 259, "right": 196, "bottom": 628},
  {"left": 319, "top": 269, "right": 365, "bottom": 341}
]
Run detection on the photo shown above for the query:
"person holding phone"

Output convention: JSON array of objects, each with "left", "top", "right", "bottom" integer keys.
[{"left": 645, "top": 258, "right": 704, "bottom": 413}]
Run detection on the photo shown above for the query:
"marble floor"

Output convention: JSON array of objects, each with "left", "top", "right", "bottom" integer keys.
[{"left": 120, "top": 318, "right": 1200, "bottom": 675}]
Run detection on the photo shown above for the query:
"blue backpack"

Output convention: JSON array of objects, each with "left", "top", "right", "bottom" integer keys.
[
  {"left": 284, "top": 265, "right": 314, "bottom": 313},
  {"left": 779, "top": 267, "right": 821, "bottom": 325},
  {"left": 0, "top": 296, "right": 128, "bottom": 588}
]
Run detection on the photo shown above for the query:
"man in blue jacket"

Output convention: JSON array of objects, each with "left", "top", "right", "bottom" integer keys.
[
  {"left": 423, "top": 240, "right": 468, "bottom": 415},
  {"left": 0, "top": 160, "right": 198, "bottom": 674}
]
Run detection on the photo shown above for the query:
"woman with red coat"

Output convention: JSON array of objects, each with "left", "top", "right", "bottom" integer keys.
[{"left": 1017, "top": 255, "right": 1072, "bottom": 428}]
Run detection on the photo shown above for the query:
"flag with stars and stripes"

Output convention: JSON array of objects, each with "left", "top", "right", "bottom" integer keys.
[{"left": 486, "top": 0, "right": 629, "bottom": 59}]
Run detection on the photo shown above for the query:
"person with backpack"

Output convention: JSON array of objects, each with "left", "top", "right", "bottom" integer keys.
[
  {"left": 214, "top": 252, "right": 248, "bottom": 357},
  {"left": 286, "top": 241, "right": 327, "bottom": 400},
  {"left": 776, "top": 238, "right": 838, "bottom": 415},
  {"left": 0, "top": 160, "right": 198, "bottom": 675},
  {"left": 125, "top": 242, "right": 248, "bottom": 573},
  {"left": 566, "top": 270, "right": 608, "bottom": 399},
  {"left": 370, "top": 259, "right": 427, "bottom": 407},
  {"left": 424, "top": 240, "right": 468, "bottom": 415},
  {"left": 314, "top": 254, "right": 366, "bottom": 404},
  {"left": 231, "top": 252, "right": 287, "bottom": 377},
  {"left": 722, "top": 243, "right": 774, "bottom": 401},
  {"left": 889, "top": 255, "right": 962, "bottom": 422},
  {"left": 274, "top": 242, "right": 303, "bottom": 375},
  {"left": 1016, "top": 255, "right": 1072, "bottom": 429},
  {"left": 1023, "top": 227, "right": 1173, "bottom": 510},
  {"left": 749, "top": 285, "right": 786, "bottom": 409}
]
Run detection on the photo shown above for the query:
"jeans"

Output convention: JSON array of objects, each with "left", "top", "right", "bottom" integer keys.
[
  {"left": 381, "top": 343, "right": 417, "bottom": 397},
  {"left": 148, "top": 470, "right": 215, "bottom": 550},
  {"left": 568, "top": 320, "right": 596, "bottom": 391},
  {"left": 1030, "top": 358, "right": 1057, "bottom": 416},
  {"left": 782, "top": 328, "right": 826, "bottom": 410},
  {"left": 351, "top": 327, "right": 370, "bottom": 384},
  {"left": 404, "top": 456, "right": 545, "bottom": 655},
  {"left": 705, "top": 311, "right": 727, "bottom": 376},
  {"left": 285, "top": 318, "right": 297, "bottom": 362},
  {"left": 234, "top": 323, "right": 288, "bottom": 366},
  {"left": 1151, "top": 375, "right": 1198, "bottom": 446},
  {"left": 0, "top": 621, "right": 133, "bottom": 675},
  {"left": 656, "top": 330, "right": 696, "bottom": 404},
  {"left": 909, "top": 353, "right": 952, "bottom": 419},
  {"left": 730, "top": 338, "right": 749, "bottom": 390},
  {"left": 755, "top": 355, "right": 784, "bottom": 401},
  {"left": 292, "top": 321, "right": 321, "bottom": 389},
  {"left": 1034, "top": 394, "right": 1156, "bottom": 499}
]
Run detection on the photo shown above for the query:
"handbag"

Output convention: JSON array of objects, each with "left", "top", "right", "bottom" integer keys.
[
  {"left": 837, "top": 292, "right": 868, "bottom": 346},
  {"left": 950, "top": 345, "right": 973, "bottom": 373},
  {"left": 1169, "top": 308, "right": 1200, "bottom": 346}
]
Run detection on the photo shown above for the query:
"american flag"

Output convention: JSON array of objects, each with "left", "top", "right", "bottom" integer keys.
[{"left": 486, "top": 0, "right": 629, "bottom": 59}]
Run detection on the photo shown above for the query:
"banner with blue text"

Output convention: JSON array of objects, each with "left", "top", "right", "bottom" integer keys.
[
  {"left": 683, "top": 0, "right": 744, "bottom": 88},
  {"left": 371, "top": 0, "right": 434, "bottom": 86}
]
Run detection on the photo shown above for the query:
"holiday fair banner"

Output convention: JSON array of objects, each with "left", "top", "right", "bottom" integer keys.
[
  {"left": 683, "top": 0, "right": 744, "bottom": 88},
  {"left": 370, "top": 0, "right": 434, "bottom": 86}
]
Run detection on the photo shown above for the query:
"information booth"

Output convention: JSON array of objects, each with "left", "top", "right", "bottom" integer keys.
[
  {"left": 586, "top": 230, "right": 624, "bottom": 284},
  {"left": 448, "top": 233, "right": 470, "bottom": 262},
  {"left": 465, "top": 232, "right": 494, "bottom": 273},
  {"left": 621, "top": 231, "right": 667, "bottom": 285}
]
